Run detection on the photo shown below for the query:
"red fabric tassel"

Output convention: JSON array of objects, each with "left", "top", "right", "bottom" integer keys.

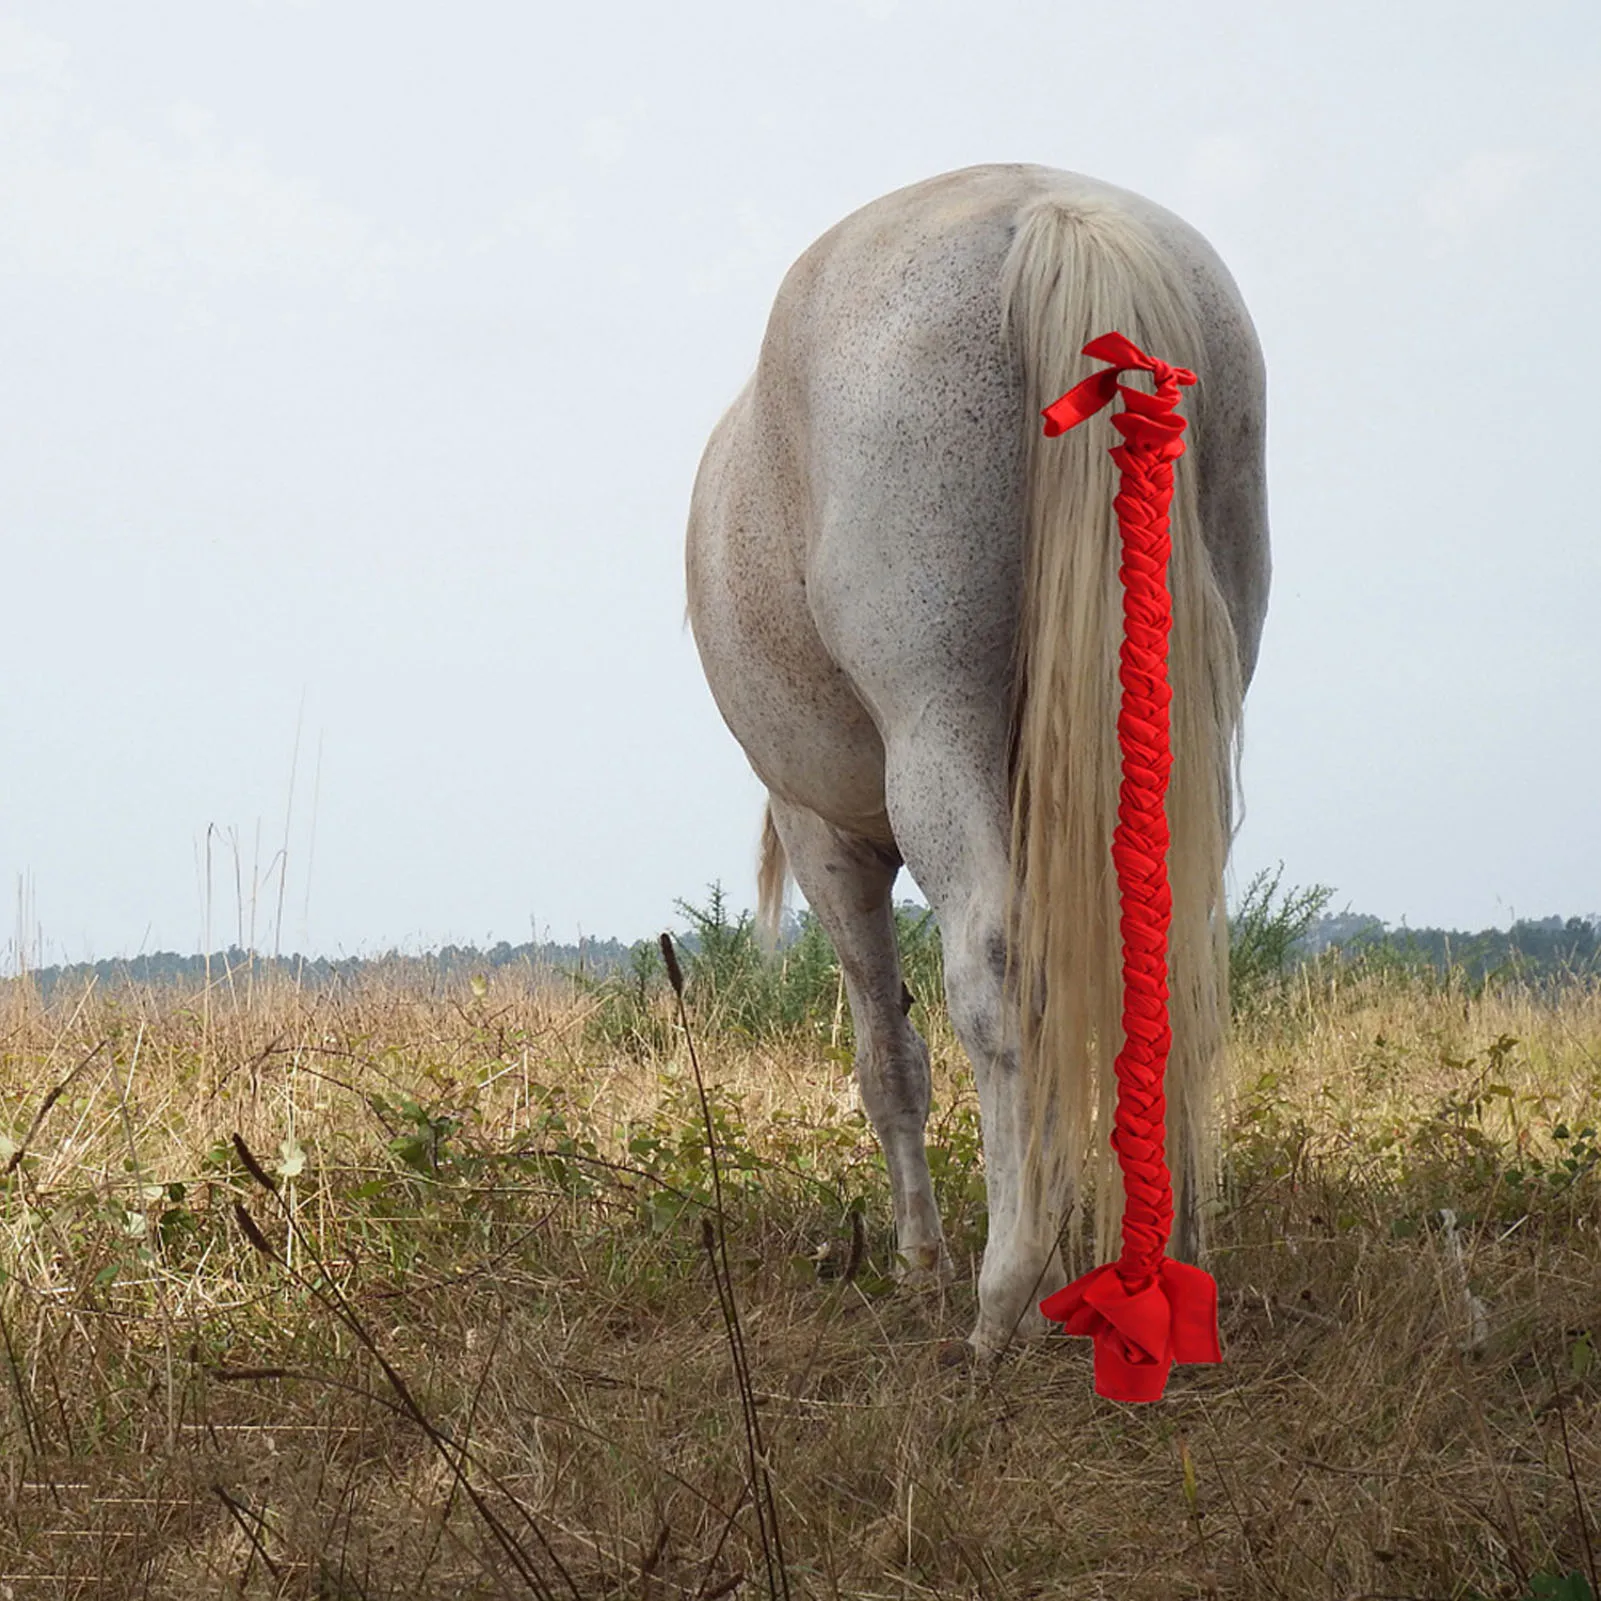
[
  {"left": 1036, "top": 330, "right": 1222, "bottom": 1402},
  {"left": 1039, "top": 1260, "right": 1220, "bottom": 1403}
]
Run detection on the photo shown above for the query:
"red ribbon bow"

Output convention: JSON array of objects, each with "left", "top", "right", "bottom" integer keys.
[
  {"left": 1040, "top": 330, "right": 1196, "bottom": 449},
  {"left": 1039, "top": 1259, "right": 1221, "bottom": 1404},
  {"left": 1035, "top": 330, "right": 1221, "bottom": 1404}
]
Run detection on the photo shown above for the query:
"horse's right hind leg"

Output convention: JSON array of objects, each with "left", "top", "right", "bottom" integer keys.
[
  {"left": 766, "top": 795, "right": 952, "bottom": 1283},
  {"left": 874, "top": 735, "right": 1069, "bottom": 1357}
]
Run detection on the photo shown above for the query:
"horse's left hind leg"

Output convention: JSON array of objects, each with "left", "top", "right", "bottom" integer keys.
[{"left": 766, "top": 796, "right": 952, "bottom": 1284}]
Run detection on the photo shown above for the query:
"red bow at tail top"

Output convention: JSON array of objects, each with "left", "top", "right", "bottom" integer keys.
[
  {"left": 1041, "top": 330, "right": 1196, "bottom": 449},
  {"left": 1035, "top": 330, "right": 1221, "bottom": 1404}
]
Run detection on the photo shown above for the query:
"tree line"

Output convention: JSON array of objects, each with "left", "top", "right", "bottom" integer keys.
[{"left": 9, "top": 889, "right": 1599, "bottom": 1003}]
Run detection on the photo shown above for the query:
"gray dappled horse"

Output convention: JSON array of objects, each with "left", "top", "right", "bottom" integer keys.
[{"left": 686, "top": 165, "right": 1269, "bottom": 1357}]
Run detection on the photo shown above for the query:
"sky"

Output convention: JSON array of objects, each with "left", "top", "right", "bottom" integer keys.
[{"left": 0, "top": 0, "right": 1596, "bottom": 967}]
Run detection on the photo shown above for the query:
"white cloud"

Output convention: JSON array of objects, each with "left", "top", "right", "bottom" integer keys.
[
  {"left": 826, "top": 0, "right": 902, "bottom": 18},
  {"left": 1184, "top": 133, "right": 1268, "bottom": 203},
  {"left": 1420, "top": 150, "right": 1540, "bottom": 243},
  {"left": 470, "top": 189, "right": 578, "bottom": 257},
  {"left": 580, "top": 115, "right": 628, "bottom": 170},
  {"left": 687, "top": 205, "right": 786, "bottom": 297},
  {"left": 166, "top": 100, "right": 217, "bottom": 142},
  {"left": 0, "top": 15, "right": 71, "bottom": 87},
  {"left": 0, "top": 44, "right": 419, "bottom": 300}
]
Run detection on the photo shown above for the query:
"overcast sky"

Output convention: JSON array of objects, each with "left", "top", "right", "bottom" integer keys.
[{"left": 1, "top": 0, "right": 1596, "bottom": 967}]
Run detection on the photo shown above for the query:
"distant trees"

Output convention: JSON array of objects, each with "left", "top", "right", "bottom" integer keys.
[
  {"left": 9, "top": 889, "right": 1598, "bottom": 1005},
  {"left": 11, "top": 936, "right": 637, "bottom": 1001},
  {"left": 1326, "top": 913, "right": 1601, "bottom": 989}
]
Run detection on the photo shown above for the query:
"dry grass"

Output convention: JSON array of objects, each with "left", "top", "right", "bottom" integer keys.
[{"left": 1, "top": 957, "right": 1598, "bottom": 1600}]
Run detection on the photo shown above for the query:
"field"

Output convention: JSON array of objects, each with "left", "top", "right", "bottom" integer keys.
[{"left": 1, "top": 930, "right": 1598, "bottom": 1600}]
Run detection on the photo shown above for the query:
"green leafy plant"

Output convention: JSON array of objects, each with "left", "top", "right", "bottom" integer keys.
[
  {"left": 1519, "top": 1572, "right": 1594, "bottom": 1601},
  {"left": 578, "top": 885, "right": 946, "bottom": 1054},
  {"left": 1228, "top": 864, "right": 1334, "bottom": 1015}
]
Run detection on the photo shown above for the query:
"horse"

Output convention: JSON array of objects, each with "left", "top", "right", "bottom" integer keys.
[{"left": 685, "top": 163, "right": 1270, "bottom": 1358}]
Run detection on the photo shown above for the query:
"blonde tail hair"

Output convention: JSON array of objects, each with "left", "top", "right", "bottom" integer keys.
[{"left": 999, "top": 197, "right": 1243, "bottom": 1262}]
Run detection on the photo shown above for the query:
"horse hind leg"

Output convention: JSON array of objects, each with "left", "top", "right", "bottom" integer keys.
[
  {"left": 765, "top": 795, "right": 951, "bottom": 1284},
  {"left": 877, "top": 737, "right": 1070, "bottom": 1357}
]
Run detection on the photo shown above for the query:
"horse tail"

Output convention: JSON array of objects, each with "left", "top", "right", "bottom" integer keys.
[
  {"left": 999, "top": 197, "right": 1244, "bottom": 1263},
  {"left": 755, "top": 801, "right": 789, "bottom": 950}
]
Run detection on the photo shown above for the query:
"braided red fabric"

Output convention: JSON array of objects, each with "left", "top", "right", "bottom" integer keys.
[{"left": 1035, "top": 331, "right": 1223, "bottom": 1402}]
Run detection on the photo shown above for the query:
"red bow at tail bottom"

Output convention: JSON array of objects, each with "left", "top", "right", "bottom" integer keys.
[
  {"left": 1039, "top": 1259, "right": 1220, "bottom": 1404},
  {"left": 1035, "top": 330, "right": 1222, "bottom": 1404}
]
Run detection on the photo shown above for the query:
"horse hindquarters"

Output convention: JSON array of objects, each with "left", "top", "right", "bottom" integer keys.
[{"left": 691, "top": 167, "right": 1266, "bottom": 1357}]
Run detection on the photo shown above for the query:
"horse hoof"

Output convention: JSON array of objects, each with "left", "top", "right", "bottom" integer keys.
[{"left": 935, "top": 1339, "right": 973, "bottom": 1369}]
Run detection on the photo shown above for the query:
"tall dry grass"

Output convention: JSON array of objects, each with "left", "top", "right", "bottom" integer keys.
[{"left": 0, "top": 951, "right": 1597, "bottom": 1599}]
